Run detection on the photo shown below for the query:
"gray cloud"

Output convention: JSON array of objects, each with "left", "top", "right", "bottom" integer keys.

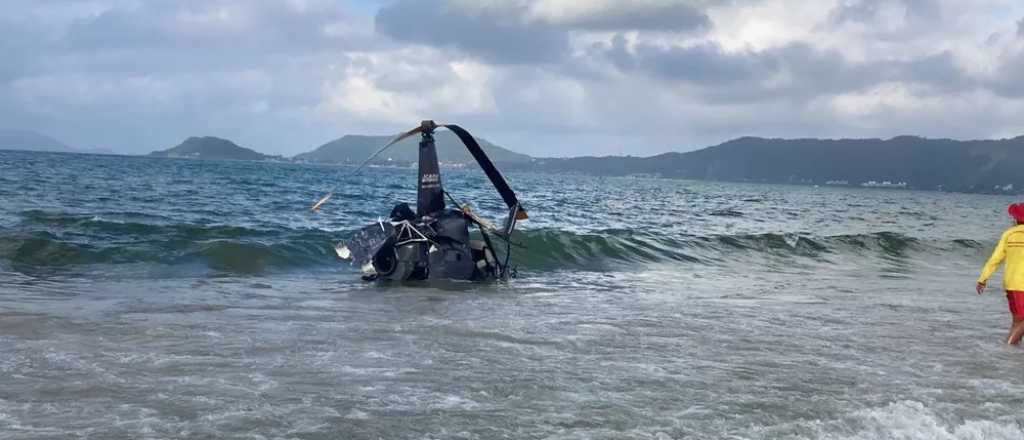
[
  {"left": 986, "top": 50, "right": 1024, "bottom": 98},
  {"left": 2, "top": 0, "right": 1024, "bottom": 158},
  {"left": 375, "top": 1, "right": 570, "bottom": 64},
  {"left": 553, "top": 2, "right": 711, "bottom": 32},
  {"left": 592, "top": 36, "right": 975, "bottom": 105},
  {"left": 832, "top": 0, "right": 941, "bottom": 24},
  {"left": 0, "top": 20, "right": 39, "bottom": 81},
  {"left": 374, "top": 0, "right": 713, "bottom": 65},
  {"left": 0, "top": 0, "right": 379, "bottom": 154},
  {"left": 60, "top": 1, "right": 368, "bottom": 59},
  {"left": 902, "top": 51, "right": 971, "bottom": 92},
  {"left": 610, "top": 39, "right": 778, "bottom": 84}
]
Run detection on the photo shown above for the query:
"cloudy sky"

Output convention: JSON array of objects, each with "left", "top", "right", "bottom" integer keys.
[{"left": 4, "top": 0, "right": 1024, "bottom": 156}]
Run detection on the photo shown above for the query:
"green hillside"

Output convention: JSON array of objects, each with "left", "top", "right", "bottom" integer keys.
[
  {"left": 148, "top": 137, "right": 271, "bottom": 161},
  {"left": 295, "top": 131, "right": 533, "bottom": 165},
  {"left": 518, "top": 135, "right": 1024, "bottom": 194}
]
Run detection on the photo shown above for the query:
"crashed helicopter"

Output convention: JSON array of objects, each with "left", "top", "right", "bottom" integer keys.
[{"left": 312, "top": 120, "right": 528, "bottom": 282}]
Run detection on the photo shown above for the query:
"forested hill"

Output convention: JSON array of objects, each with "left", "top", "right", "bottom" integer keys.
[
  {"left": 148, "top": 137, "right": 273, "bottom": 161},
  {"left": 517, "top": 135, "right": 1024, "bottom": 193},
  {"left": 295, "top": 131, "right": 533, "bottom": 165}
]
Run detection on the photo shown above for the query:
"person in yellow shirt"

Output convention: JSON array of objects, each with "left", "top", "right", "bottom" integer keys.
[{"left": 978, "top": 203, "right": 1024, "bottom": 344}]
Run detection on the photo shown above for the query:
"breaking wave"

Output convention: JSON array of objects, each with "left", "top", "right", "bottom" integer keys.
[
  {"left": 511, "top": 228, "right": 983, "bottom": 271},
  {"left": 1, "top": 211, "right": 337, "bottom": 274},
  {"left": 0, "top": 210, "right": 988, "bottom": 275},
  {"left": 778, "top": 400, "right": 1024, "bottom": 440}
]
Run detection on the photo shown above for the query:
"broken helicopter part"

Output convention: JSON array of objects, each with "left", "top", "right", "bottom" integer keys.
[{"left": 315, "top": 120, "right": 527, "bottom": 282}]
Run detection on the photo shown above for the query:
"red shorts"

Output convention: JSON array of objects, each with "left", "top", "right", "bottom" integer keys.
[{"left": 1008, "top": 291, "right": 1024, "bottom": 318}]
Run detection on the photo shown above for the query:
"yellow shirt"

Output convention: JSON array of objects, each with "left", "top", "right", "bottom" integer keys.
[{"left": 978, "top": 225, "right": 1024, "bottom": 290}]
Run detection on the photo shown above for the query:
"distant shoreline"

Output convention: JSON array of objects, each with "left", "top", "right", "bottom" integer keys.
[
  {"left": 3, "top": 147, "right": 1021, "bottom": 197},
  {"left": 8, "top": 131, "right": 1024, "bottom": 196}
]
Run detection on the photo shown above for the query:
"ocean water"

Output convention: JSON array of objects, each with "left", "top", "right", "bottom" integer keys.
[{"left": 1, "top": 149, "right": 1022, "bottom": 439}]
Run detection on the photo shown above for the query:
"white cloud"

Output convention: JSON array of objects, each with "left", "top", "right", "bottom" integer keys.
[
  {"left": 317, "top": 49, "right": 498, "bottom": 128},
  {"left": 707, "top": 1, "right": 835, "bottom": 51}
]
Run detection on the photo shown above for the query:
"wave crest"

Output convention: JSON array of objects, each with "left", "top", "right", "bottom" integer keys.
[{"left": 1, "top": 211, "right": 987, "bottom": 275}]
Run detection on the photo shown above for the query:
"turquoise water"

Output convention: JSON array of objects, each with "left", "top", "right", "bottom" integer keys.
[{"left": 1, "top": 150, "right": 1021, "bottom": 439}]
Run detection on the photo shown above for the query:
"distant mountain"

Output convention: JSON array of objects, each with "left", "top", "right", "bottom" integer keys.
[
  {"left": 0, "top": 129, "right": 73, "bottom": 152},
  {"left": 148, "top": 136, "right": 272, "bottom": 161},
  {"left": 515, "top": 135, "right": 1024, "bottom": 194},
  {"left": 295, "top": 131, "right": 533, "bottom": 165}
]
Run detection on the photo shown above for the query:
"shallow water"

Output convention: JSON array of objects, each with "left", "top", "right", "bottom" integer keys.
[{"left": 1, "top": 150, "right": 1022, "bottom": 439}]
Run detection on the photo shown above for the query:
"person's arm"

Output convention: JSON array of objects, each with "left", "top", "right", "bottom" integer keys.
[{"left": 978, "top": 231, "right": 1009, "bottom": 293}]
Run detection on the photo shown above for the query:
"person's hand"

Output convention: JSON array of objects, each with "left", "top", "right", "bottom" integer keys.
[{"left": 977, "top": 282, "right": 986, "bottom": 295}]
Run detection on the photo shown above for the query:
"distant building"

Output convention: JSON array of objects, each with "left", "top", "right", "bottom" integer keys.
[{"left": 860, "top": 180, "right": 908, "bottom": 188}]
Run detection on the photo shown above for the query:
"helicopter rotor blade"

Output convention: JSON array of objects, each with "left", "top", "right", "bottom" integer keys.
[
  {"left": 310, "top": 125, "right": 423, "bottom": 212},
  {"left": 441, "top": 124, "right": 528, "bottom": 220}
]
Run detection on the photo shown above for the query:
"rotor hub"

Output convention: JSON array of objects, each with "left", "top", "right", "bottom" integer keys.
[{"left": 420, "top": 120, "right": 437, "bottom": 134}]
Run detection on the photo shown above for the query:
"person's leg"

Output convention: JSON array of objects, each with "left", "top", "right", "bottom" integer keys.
[
  {"left": 1007, "top": 291, "right": 1024, "bottom": 345},
  {"left": 1008, "top": 317, "right": 1024, "bottom": 345}
]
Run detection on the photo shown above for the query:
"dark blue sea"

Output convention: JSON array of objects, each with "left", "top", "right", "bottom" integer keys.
[{"left": 1, "top": 150, "right": 1022, "bottom": 439}]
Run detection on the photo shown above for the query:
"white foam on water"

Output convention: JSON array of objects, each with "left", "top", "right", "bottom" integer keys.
[
  {"left": 345, "top": 408, "right": 371, "bottom": 420},
  {"left": 106, "top": 351, "right": 159, "bottom": 365},
  {"left": 964, "top": 378, "right": 1024, "bottom": 396},
  {"left": 336, "top": 364, "right": 401, "bottom": 377},
  {"left": 434, "top": 394, "right": 481, "bottom": 410},
  {"left": 109, "top": 406, "right": 163, "bottom": 436},
  {"left": 247, "top": 372, "right": 278, "bottom": 392},
  {"left": 800, "top": 401, "right": 1024, "bottom": 440},
  {"left": 784, "top": 233, "right": 801, "bottom": 248}
]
